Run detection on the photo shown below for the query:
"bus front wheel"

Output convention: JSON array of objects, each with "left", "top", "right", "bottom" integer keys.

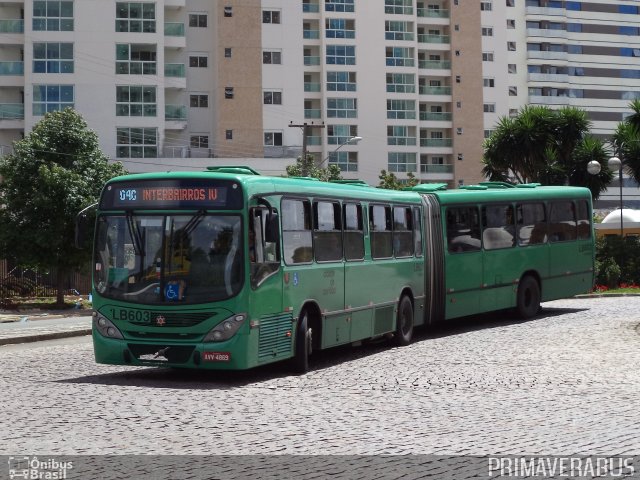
[
  {"left": 516, "top": 275, "right": 540, "bottom": 319},
  {"left": 290, "top": 311, "right": 311, "bottom": 374},
  {"left": 394, "top": 296, "right": 414, "bottom": 346}
]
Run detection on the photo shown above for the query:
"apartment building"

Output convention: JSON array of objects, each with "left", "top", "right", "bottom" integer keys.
[{"left": 5, "top": 1, "right": 638, "bottom": 186}]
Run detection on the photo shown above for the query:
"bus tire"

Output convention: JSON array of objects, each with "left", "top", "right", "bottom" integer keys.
[
  {"left": 394, "top": 296, "right": 414, "bottom": 346},
  {"left": 516, "top": 275, "right": 540, "bottom": 319},
  {"left": 290, "top": 311, "right": 311, "bottom": 374}
]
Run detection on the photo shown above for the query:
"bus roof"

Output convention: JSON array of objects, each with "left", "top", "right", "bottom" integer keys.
[{"left": 105, "top": 169, "right": 592, "bottom": 205}]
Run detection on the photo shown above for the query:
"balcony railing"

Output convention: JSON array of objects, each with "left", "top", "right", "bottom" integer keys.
[
  {"left": 302, "top": 3, "right": 320, "bottom": 13},
  {"left": 303, "top": 29, "right": 320, "bottom": 39},
  {"left": 417, "top": 8, "right": 449, "bottom": 18},
  {"left": 0, "top": 103, "right": 24, "bottom": 119},
  {"left": 304, "top": 82, "right": 321, "bottom": 92},
  {"left": 307, "top": 135, "right": 322, "bottom": 145},
  {"left": 165, "top": 104, "right": 187, "bottom": 121},
  {"left": 419, "top": 86, "right": 451, "bottom": 95},
  {"left": 418, "top": 34, "right": 450, "bottom": 44},
  {"left": 0, "top": 61, "right": 23, "bottom": 75},
  {"left": 164, "top": 63, "right": 185, "bottom": 77},
  {"left": 419, "top": 111, "right": 452, "bottom": 121},
  {"left": 0, "top": 19, "right": 24, "bottom": 33},
  {"left": 388, "top": 137, "right": 417, "bottom": 146},
  {"left": 303, "top": 55, "right": 320, "bottom": 66},
  {"left": 421, "top": 164, "right": 453, "bottom": 174},
  {"left": 420, "top": 138, "right": 452, "bottom": 147},
  {"left": 418, "top": 59, "right": 451, "bottom": 70},
  {"left": 164, "top": 22, "right": 185, "bottom": 36},
  {"left": 304, "top": 108, "right": 322, "bottom": 119}
]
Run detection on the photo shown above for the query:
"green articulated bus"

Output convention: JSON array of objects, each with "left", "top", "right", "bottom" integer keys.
[{"left": 79, "top": 167, "right": 594, "bottom": 373}]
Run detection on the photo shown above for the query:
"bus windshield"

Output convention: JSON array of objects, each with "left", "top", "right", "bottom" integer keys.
[{"left": 93, "top": 213, "right": 243, "bottom": 304}]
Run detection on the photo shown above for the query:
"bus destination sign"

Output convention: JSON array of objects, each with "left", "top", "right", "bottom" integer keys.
[{"left": 101, "top": 179, "right": 242, "bottom": 210}]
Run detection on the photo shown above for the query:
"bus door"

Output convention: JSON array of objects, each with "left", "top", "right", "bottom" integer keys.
[
  {"left": 444, "top": 206, "right": 483, "bottom": 319},
  {"left": 480, "top": 204, "right": 520, "bottom": 312}
]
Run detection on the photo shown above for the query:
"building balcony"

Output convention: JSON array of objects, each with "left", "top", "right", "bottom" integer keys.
[
  {"left": 164, "top": 63, "right": 186, "bottom": 89},
  {"left": 304, "top": 82, "right": 321, "bottom": 92},
  {"left": 388, "top": 137, "right": 417, "bottom": 146},
  {"left": 303, "top": 55, "right": 321, "bottom": 66},
  {"left": 525, "top": 6, "right": 564, "bottom": 17},
  {"left": 529, "top": 95, "right": 571, "bottom": 105},
  {"left": 0, "top": 19, "right": 23, "bottom": 33},
  {"left": 164, "top": 22, "right": 185, "bottom": 48},
  {"left": 0, "top": 61, "right": 23, "bottom": 75},
  {"left": 420, "top": 138, "right": 452, "bottom": 147},
  {"left": 302, "top": 2, "right": 320, "bottom": 13},
  {"left": 417, "top": 34, "right": 449, "bottom": 44},
  {"left": 419, "top": 111, "right": 452, "bottom": 121},
  {"left": 307, "top": 135, "right": 322, "bottom": 146},
  {"left": 417, "top": 8, "right": 449, "bottom": 18},
  {"left": 165, "top": 104, "right": 186, "bottom": 121},
  {"left": 164, "top": 0, "right": 186, "bottom": 8},
  {"left": 526, "top": 28, "right": 567, "bottom": 39},
  {"left": 420, "top": 163, "right": 453, "bottom": 174},
  {"left": 419, "top": 86, "right": 451, "bottom": 95},
  {"left": 304, "top": 109, "right": 322, "bottom": 119},
  {"left": 0, "top": 103, "right": 23, "bottom": 119},
  {"left": 528, "top": 73, "right": 569, "bottom": 83},
  {"left": 526, "top": 50, "right": 568, "bottom": 61},
  {"left": 303, "top": 29, "right": 320, "bottom": 39},
  {"left": 418, "top": 59, "right": 451, "bottom": 70}
]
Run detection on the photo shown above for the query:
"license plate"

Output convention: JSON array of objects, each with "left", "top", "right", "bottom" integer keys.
[{"left": 203, "top": 351, "right": 231, "bottom": 362}]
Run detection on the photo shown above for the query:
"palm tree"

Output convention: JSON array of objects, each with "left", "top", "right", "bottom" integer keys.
[{"left": 612, "top": 101, "right": 640, "bottom": 185}]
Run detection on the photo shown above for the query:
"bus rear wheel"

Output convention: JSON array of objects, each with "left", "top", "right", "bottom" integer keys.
[
  {"left": 394, "top": 296, "right": 414, "bottom": 346},
  {"left": 290, "top": 311, "right": 312, "bottom": 374},
  {"left": 516, "top": 275, "right": 540, "bottom": 319}
]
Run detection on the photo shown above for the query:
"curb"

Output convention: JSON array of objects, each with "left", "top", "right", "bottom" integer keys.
[
  {"left": 574, "top": 293, "right": 640, "bottom": 298},
  {"left": 0, "top": 328, "right": 92, "bottom": 346}
]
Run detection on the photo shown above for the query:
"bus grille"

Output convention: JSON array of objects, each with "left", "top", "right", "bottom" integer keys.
[
  {"left": 128, "top": 344, "right": 195, "bottom": 364},
  {"left": 128, "top": 311, "right": 216, "bottom": 328},
  {"left": 258, "top": 313, "right": 294, "bottom": 360}
]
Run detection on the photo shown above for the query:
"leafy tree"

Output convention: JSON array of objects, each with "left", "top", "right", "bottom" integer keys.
[
  {"left": 611, "top": 100, "right": 640, "bottom": 185},
  {"left": 285, "top": 154, "right": 342, "bottom": 182},
  {"left": 483, "top": 105, "right": 612, "bottom": 198},
  {"left": 0, "top": 108, "right": 126, "bottom": 305},
  {"left": 378, "top": 170, "right": 419, "bottom": 190}
]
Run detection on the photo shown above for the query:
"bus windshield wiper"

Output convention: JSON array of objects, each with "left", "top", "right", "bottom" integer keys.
[
  {"left": 181, "top": 210, "right": 206, "bottom": 238},
  {"left": 126, "top": 212, "right": 145, "bottom": 257}
]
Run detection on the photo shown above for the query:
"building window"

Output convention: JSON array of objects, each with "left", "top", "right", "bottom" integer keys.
[
  {"left": 224, "top": 48, "right": 232, "bottom": 58},
  {"left": 457, "top": 153, "right": 464, "bottom": 160},
  {"left": 327, "top": 71, "right": 357, "bottom": 91},
  {"left": 189, "top": 13, "right": 207, "bottom": 28},
  {"left": 33, "top": 1, "right": 73, "bottom": 31},
  {"left": 327, "top": 98, "right": 357, "bottom": 118},
  {"left": 224, "top": 87, "right": 234, "bottom": 99},
  {"left": 507, "top": 42, "right": 516, "bottom": 51},
  {"left": 508, "top": 64, "right": 517, "bottom": 73},
  {"left": 388, "top": 152, "right": 417, "bottom": 173},
  {"left": 116, "top": 85, "right": 156, "bottom": 117},
  {"left": 386, "top": 73, "right": 415, "bottom": 93},
  {"left": 483, "top": 77, "right": 495, "bottom": 87},
  {"left": 327, "top": 18, "right": 356, "bottom": 39},
  {"left": 262, "top": 50, "right": 282, "bottom": 64},
  {"left": 455, "top": 75, "right": 461, "bottom": 83},
  {"left": 329, "top": 151, "right": 358, "bottom": 172},
  {"left": 509, "top": 86, "right": 518, "bottom": 96},
  {"left": 482, "top": 27, "right": 493, "bottom": 36},
  {"left": 224, "top": 6, "right": 232, "bottom": 17},
  {"left": 506, "top": 0, "right": 514, "bottom": 5},
  {"left": 507, "top": 19, "right": 515, "bottom": 28},
  {"left": 33, "top": 43, "right": 73, "bottom": 73},
  {"left": 385, "top": 47, "right": 414, "bottom": 67},
  {"left": 483, "top": 103, "right": 496, "bottom": 113},
  {"left": 482, "top": 52, "right": 494, "bottom": 61},
  {"left": 116, "top": 44, "right": 157, "bottom": 75},
  {"left": 387, "top": 126, "right": 417, "bottom": 146},
  {"left": 32, "top": 84, "right": 73, "bottom": 116},
  {"left": 481, "top": 2, "right": 492, "bottom": 10},
  {"left": 190, "top": 135, "right": 209, "bottom": 148},
  {"left": 456, "top": 101, "right": 462, "bottom": 108},
  {"left": 116, "top": 3, "right": 155, "bottom": 33},
  {"left": 456, "top": 127, "right": 463, "bottom": 135},
  {"left": 386, "top": 99, "right": 416, "bottom": 119},
  {"left": 325, "top": 0, "right": 355, "bottom": 13},
  {"left": 190, "top": 94, "right": 208, "bottom": 108},
  {"left": 263, "top": 10, "right": 280, "bottom": 24},
  {"left": 116, "top": 127, "right": 158, "bottom": 158},
  {"left": 326, "top": 45, "right": 356, "bottom": 65},
  {"left": 264, "top": 131, "right": 283, "bottom": 146},
  {"left": 327, "top": 124, "right": 358, "bottom": 145},
  {"left": 385, "top": 0, "right": 413, "bottom": 15},
  {"left": 189, "top": 55, "right": 208, "bottom": 68},
  {"left": 385, "top": 21, "right": 413, "bottom": 41},
  {"left": 455, "top": 50, "right": 461, "bottom": 56},
  {"left": 263, "top": 90, "right": 282, "bottom": 104},
  {"left": 225, "top": 130, "right": 233, "bottom": 140}
]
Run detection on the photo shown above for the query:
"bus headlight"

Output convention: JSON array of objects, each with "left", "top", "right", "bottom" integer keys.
[
  {"left": 93, "top": 311, "right": 124, "bottom": 339},
  {"left": 203, "top": 314, "right": 246, "bottom": 342}
]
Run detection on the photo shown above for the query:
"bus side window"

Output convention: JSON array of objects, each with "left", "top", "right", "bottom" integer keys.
[
  {"left": 482, "top": 204, "right": 515, "bottom": 250},
  {"left": 282, "top": 199, "right": 313, "bottom": 264},
  {"left": 343, "top": 203, "right": 364, "bottom": 261},
  {"left": 446, "top": 207, "right": 481, "bottom": 253},
  {"left": 314, "top": 201, "right": 343, "bottom": 262},
  {"left": 549, "top": 201, "right": 577, "bottom": 242},
  {"left": 576, "top": 200, "right": 591, "bottom": 240},
  {"left": 393, "top": 206, "right": 414, "bottom": 257},
  {"left": 370, "top": 204, "right": 393, "bottom": 259},
  {"left": 517, "top": 203, "right": 547, "bottom": 246},
  {"left": 413, "top": 207, "right": 423, "bottom": 257}
]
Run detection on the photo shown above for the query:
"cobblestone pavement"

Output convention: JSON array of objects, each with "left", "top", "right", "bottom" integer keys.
[
  {"left": 1, "top": 297, "right": 639, "bottom": 458},
  {"left": 0, "top": 316, "right": 91, "bottom": 345}
]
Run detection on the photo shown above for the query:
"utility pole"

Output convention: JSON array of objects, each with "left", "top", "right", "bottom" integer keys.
[{"left": 289, "top": 121, "right": 325, "bottom": 176}]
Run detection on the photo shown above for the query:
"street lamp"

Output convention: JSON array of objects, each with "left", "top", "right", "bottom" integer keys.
[
  {"left": 607, "top": 155, "right": 624, "bottom": 238},
  {"left": 318, "top": 136, "right": 363, "bottom": 168}
]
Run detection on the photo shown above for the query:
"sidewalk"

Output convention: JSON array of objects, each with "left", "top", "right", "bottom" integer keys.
[{"left": 0, "top": 309, "right": 92, "bottom": 346}]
